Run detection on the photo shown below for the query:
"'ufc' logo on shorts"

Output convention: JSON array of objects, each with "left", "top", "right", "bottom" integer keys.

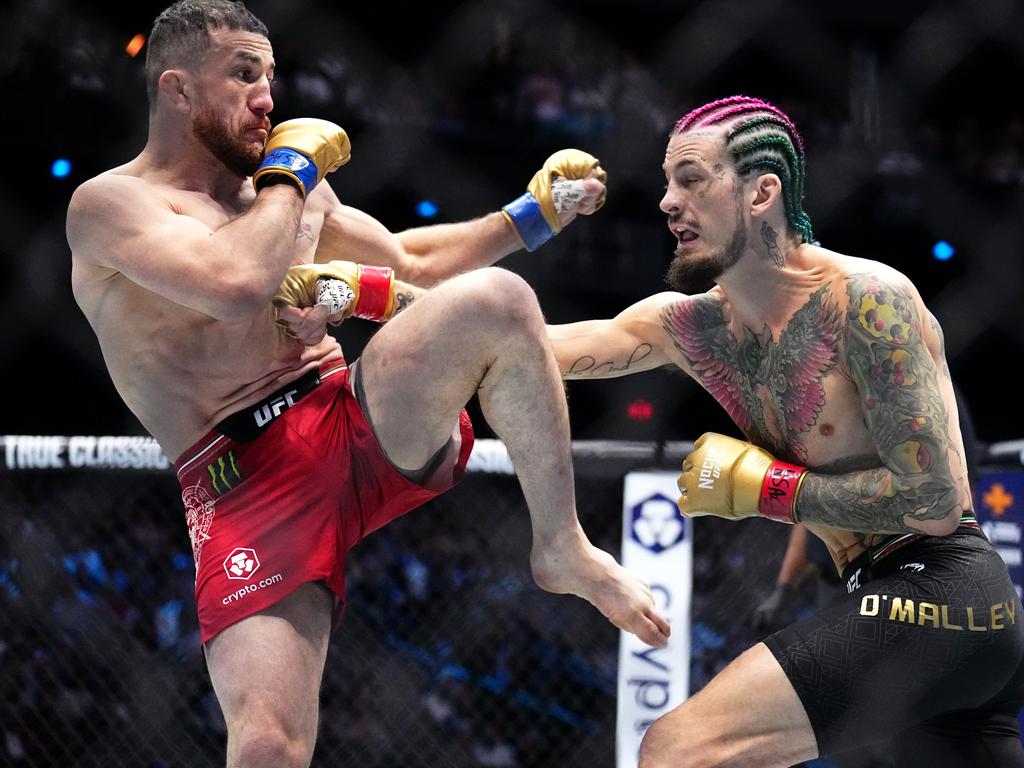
[{"left": 254, "top": 389, "right": 299, "bottom": 428}]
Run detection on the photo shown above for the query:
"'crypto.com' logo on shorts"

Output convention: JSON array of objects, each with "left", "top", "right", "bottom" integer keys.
[{"left": 223, "top": 547, "right": 261, "bottom": 580}]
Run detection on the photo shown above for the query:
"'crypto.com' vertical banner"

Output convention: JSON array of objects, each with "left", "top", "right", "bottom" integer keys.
[{"left": 617, "top": 472, "right": 692, "bottom": 768}]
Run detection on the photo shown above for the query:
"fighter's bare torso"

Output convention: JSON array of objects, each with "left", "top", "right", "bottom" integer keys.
[
  {"left": 70, "top": 162, "right": 340, "bottom": 460},
  {"left": 660, "top": 250, "right": 971, "bottom": 569},
  {"left": 555, "top": 246, "right": 972, "bottom": 571}
]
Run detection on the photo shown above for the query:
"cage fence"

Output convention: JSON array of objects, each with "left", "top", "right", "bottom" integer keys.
[{"left": 0, "top": 438, "right": 793, "bottom": 767}]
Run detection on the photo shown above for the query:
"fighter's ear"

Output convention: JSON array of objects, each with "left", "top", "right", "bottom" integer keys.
[
  {"left": 157, "top": 69, "right": 192, "bottom": 112},
  {"left": 749, "top": 173, "right": 783, "bottom": 217}
]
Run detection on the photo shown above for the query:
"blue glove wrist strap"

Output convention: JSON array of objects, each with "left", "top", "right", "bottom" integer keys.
[
  {"left": 502, "top": 193, "right": 554, "bottom": 252},
  {"left": 256, "top": 148, "right": 318, "bottom": 197}
]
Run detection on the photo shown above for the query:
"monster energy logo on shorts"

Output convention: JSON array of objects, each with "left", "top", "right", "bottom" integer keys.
[{"left": 208, "top": 451, "right": 243, "bottom": 496}]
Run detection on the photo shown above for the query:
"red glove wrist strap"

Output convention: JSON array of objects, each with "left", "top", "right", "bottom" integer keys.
[
  {"left": 354, "top": 265, "right": 394, "bottom": 321},
  {"left": 758, "top": 461, "right": 807, "bottom": 524}
]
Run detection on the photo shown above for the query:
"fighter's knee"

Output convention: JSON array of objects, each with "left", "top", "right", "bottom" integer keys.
[
  {"left": 230, "top": 725, "right": 311, "bottom": 768},
  {"left": 638, "top": 717, "right": 676, "bottom": 768},
  {"left": 638, "top": 714, "right": 723, "bottom": 768},
  {"left": 454, "top": 268, "right": 542, "bottom": 328}
]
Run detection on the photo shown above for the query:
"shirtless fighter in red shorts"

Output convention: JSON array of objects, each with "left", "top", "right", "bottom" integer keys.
[{"left": 65, "top": 2, "right": 669, "bottom": 766}]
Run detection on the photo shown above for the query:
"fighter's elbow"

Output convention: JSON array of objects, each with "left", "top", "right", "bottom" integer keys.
[
  {"left": 209, "top": 277, "right": 272, "bottom": 323},
  {"left": 396, "top": 258, "right": 439, "bottom": 290},
  {"left": 908, "top": 504, "right": 962, "bottom": 537},
  {"left": 931, "top": 507, "right": 963, "bottom": 537}
]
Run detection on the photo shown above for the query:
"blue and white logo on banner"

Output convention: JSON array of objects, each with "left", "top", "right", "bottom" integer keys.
[
  {"left": 631, "top": 493, "right": 687, "bottom": 553},
  {"left": 618, "top": 474, "right": 692, "bottom": 768}
]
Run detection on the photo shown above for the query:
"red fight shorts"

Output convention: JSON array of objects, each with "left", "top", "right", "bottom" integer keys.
[{"left": 174, "top": 361, "right": 474, "bottom": 643}]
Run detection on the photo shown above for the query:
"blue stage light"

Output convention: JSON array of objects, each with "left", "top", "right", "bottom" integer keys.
[
  {"left": 51, "top": 158, "right": 72, "bottom": 178},
  {"left": 416, "top": 200, "right": 438, "bottom": 218},
  {"left": 933, "top": 241, "right": 954, "bottom": 261}
]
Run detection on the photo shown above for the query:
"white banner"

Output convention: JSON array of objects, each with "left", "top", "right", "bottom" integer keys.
[
  {"left": 2, "top": 435, "right": 171, "bottom": 470},
  {"left": 616, "top": 471, "right": 692, "bottom": 768}
]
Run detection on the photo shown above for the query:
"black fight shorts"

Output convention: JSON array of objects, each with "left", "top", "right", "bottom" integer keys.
[{"left": 764, "top": 528, "right": 1024, "bottom": 767}]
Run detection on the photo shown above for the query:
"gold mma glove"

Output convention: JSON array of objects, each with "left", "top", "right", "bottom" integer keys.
[
  {"left": 273, "top": 261, "right": 396, "bottom": 337},
  {"left": 677, "top": 433, "right": 807, "bottom": 523},
  {"left": 501, "top": 149, "right": 607, "bottom": 251},
  {"left": 253, "top": 118, "right": 351, "bottom": 198}
]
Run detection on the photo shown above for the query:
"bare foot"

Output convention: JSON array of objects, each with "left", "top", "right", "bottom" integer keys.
[{"left": 530, "top": 527, "right": 671, "bottom": 647}]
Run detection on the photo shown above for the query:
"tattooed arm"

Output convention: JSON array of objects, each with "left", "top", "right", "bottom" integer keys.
[
  {"left": 547, "top": 293, "right": 678, "bottom": 378},
  {"left": 796, "top": 273, "right": 970, "bottom": 535}
]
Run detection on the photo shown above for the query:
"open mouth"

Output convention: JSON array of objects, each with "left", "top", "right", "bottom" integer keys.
[{"left": 673, "top": 226, "right": 700, "bottom": 244}]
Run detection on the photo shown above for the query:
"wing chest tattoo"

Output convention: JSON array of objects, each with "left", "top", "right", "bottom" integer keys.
[{"left": 660, "top": 286, "right": 842, "bottom": 461}]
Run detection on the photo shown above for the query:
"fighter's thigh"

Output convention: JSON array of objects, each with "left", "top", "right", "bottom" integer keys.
[
  {"left": 639, "top": 643, "right": 817, "bottom": 768},
  {"left": 358, "top": 267, "right": 540, "bottom": 468},
  {"left": 205, "top": 582, "right": 333, "bottom": 739}
]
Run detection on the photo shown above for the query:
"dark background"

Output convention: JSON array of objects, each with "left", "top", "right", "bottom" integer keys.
[
  {"left": 3, "top": 0, "right": 1023, "bottom": 446},
  {"left": 2, "top": 3, "right": 1024, "bottom": 765}
]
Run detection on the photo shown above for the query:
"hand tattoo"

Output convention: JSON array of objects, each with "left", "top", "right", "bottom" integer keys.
[{"left": 393, "top": 290, "right": 415, "bottom": 315}]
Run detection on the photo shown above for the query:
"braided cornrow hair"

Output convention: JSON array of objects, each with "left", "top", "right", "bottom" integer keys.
[{"left": 674, "top": 96, "right": 815, "bottom": 244}]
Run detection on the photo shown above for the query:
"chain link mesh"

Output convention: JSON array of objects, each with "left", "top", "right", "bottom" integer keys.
[
  {"left": 0, "top": 460, "right": 789, "bottom": 767},
  {"left": 5, "top": 0, "right": 1024, "bottom": 764}
]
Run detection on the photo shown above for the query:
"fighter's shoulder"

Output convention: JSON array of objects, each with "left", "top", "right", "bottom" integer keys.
[
  {"left": 303, "top": 177, "right": 340, "bottom": 213},
  {"left": 67, "top": 171, "right": 176, "bottom": 268},
  {"left": 659, "top": 288, "right": 728, "bottom": 323},
  {"left": 829, "top": 253, "right": 921, "bottom": 308},
  {"left": 305, "top": 181, "right": 379, "bottom": 226},
  {"left": 69, "top": 170, "right": 166, "bottom": 227},
  {"left": 830, "top": 254, "right": 942, "bottom": 348},
  {"left": 616, "top": 291, "right": 690, "bottom": 326}
]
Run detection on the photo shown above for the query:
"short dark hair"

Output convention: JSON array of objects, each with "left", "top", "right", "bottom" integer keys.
[{"left": 145, "top": 0, "right": 268, "bottom": 105}]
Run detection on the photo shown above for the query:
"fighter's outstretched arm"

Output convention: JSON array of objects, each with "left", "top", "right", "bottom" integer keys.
[
  {"left": 313, "top": 150, "right": 606, "bottom": 288},
  {"left": 546, "top": 293, "right": 680, "bottom": 379}
]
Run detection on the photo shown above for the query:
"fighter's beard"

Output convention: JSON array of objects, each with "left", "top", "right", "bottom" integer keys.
[
  {"left": 665, "top": 209, "right": 747, "bottom": 294},
  {"left": 192, "top": 108, "right": 266, "bottom": 178}
]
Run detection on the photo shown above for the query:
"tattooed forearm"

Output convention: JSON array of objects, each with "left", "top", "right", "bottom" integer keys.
[
  {"left": 796, "top": 275, "right": 963, "bottom": 534},
  {"left": 563, "top": 344, "right": 653, "bottom": 377},
  {"left": 800, "top": 466, "right": 960, "bottom": 533},
  {"left": 761, "top": 222, "right": 784, "bottom": 268}
]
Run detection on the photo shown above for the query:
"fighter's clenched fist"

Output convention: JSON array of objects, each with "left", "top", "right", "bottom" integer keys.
[
  {"left": 677, "top": 433, "right": 805, "bottom": 524},
  {"left": 502, "top": 149, "right": 608, "bottom": 251},
  {"left": 253, "top": 118, "right": 351, "bottom": 197}
]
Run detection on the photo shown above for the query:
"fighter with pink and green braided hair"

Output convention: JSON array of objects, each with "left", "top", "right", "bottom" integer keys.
[
  {"left": 546, "top": 91, "right": 1007, "bottom": 768},
  {"left": 674, "top": 95, "right": 816, "bottom": 244}
]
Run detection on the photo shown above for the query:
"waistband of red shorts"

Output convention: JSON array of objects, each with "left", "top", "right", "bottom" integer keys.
[{"left": 175, "top": 361, "right": 347, "bottom": 479}]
